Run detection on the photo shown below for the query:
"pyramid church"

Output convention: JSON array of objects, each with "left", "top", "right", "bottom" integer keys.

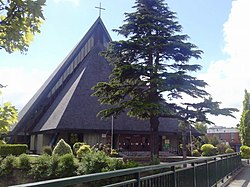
[{"left": 10, "top": 17, "right": 200, "bottom": 154}]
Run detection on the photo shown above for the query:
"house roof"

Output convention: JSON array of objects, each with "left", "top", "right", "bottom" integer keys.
[{"left": 11, "top": 17, "right": 201, "bottom": 138}]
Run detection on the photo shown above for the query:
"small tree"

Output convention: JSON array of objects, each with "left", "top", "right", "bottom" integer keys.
[
  {"left": 0, "top": 102, "right": 18, "bottom": 133},
  {"left": 239, "top": 89, "right": 250, "bottom": 146},
  {"left": 52, "top": 139, "right": 73, "bottom": 156},
  {"left": 0, "top": 0, "right": 46, "bottom": 53}
]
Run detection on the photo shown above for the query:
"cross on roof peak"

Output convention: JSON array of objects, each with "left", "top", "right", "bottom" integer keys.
[{"left": 95, "top": 2, "right": 105, "bottom": 18}]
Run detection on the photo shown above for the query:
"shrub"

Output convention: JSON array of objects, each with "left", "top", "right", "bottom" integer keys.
[
  {"left": 73, "top": 142, "right": 87, "bottom": 154},
  {"left": 56, "top": 154, "right": 77, "bottom": 177},
  {"left": 110, "top": 149, "right": 119, "bottom": 157},
  {"left": 240, "top": 145, "right": 250, "bottom": 159},
  {"left": 76, "top": 144, "right": 91, "bottom": 159},
  {"left": 77, "top": 151, "right": 109, "bottom": 175},
  {"left": 216, "top": 143, "right": 230, "bottom": 154},
  {"left": 92, "top": 143, "right": 119, "bottom": 157},
  {"left": 225, "top": 148, "right": 235, "bottom": 154},
  {"left": 52, "top": 139, "right": 72, "bottom": 156},
  {"left": 207, "top": 135, "right": 221, "bottom": 146},
  {"left": 123, "top": 160, "right": 139, "bottom": 168},
  {"left": 192, "top": 149, "right": 201, "bottom": 157},
  {"left": 201, "top": 144, "right": 217, "bottom": 156},
  {"left": 30, "top": 153, "right": 77, "bottom": 180},
  {"left": 0, "top": 155, "right": 17, "bottom": 176},
  {"left": 18, "top": 154, "right": 31, "bottom": 170},
  {"left": 43, "top": 146, "right": 52, "bottom": 155},
  {"left": 48, "top": 154, "right": 60, "bottom": 178},
  {"left": 101, "top": 158, "right": 126, "bottom": 172},
  {"left": 0, "top": 144, "right": 27, "bottom": 156},
  {"left": 30, "top": 154, "right": 51, "bottom": 180},
  {"left": 0, "top": 140, "right": 6, "bottom": 144},
  {"left": 92, "top": 143, "right": 111, "bottom": 155}
]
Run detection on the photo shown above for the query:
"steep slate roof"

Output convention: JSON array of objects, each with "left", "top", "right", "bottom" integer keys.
[{"left": 11, "top": 17, "right": 201, "bottom": 137}]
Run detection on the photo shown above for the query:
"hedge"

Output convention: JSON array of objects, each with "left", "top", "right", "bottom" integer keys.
[{"left": 0, "top": 144, "right": 28, "bottom": 156}]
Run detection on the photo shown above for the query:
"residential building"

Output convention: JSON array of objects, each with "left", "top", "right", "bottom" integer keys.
[{"left": 207, "top": 126, "right": 241, "bottom": 152}]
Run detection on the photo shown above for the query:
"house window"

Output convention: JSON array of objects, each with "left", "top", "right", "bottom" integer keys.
[
  {"left": 230, "top": 133, "right": 235, "bottom": 141},
  {"left": 218, "top": 133, "right": 222, "bottom": 140}
]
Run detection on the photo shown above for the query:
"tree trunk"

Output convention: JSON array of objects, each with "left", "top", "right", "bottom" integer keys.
[
  {"left": 182, "top": 131, "right": 187, "bottom": 160},
  {"left": 150, "top": 117, "right": 160, "bottom": 160},
  {"left": 182, "top": 130, "right": 188, "bottom": 168}
]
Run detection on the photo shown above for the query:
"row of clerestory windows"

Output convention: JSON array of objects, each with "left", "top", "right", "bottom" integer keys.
[{"left": 48, "top": 36, "right": 94, "bottom": 98}]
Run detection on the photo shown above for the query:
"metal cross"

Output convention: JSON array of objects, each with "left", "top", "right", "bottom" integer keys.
[{"left": 95, "top": 2, "right": 105, "bottom": 18}]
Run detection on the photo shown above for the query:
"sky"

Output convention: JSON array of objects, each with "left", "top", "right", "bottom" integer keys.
[{"left": 0, "top": 0, "right": 249, "bottom": 128}]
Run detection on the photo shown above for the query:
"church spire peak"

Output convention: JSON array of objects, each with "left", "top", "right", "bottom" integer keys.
[{"left": 95, "top": 2, "right": 105, "bottom": 18}]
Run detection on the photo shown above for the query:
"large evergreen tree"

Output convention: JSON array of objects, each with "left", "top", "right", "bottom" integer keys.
[
  {"left": 93, "top": 0, "right": 237, "bottom": 158},
  {"left": 239, "top": 89, "right": 250, "bottom": 146}
]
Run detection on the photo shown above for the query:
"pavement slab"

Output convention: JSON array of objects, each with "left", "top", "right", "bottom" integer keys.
[{"left": 227, "top": 165, "right": 250, "bottom": 187}]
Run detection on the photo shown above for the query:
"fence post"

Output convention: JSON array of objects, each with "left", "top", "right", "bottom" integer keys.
[
  {"left": 134, "top": 172, "right": 140, "bottom": 187},
  {"left": 225, "top": 155, "right": 229, "bottom": 177},
  {"left": 214, "top": 158, "right": 218, "bottom": 187},
  {"left": 220, "top": 156, "right": 225, "bottom": 182},
  {"left": 192, "top": 163, "right": 196, "bottom": 187},
  {"left": 206, "top": 160, "right": 209, "bottom": 187},
  {"left": 171, "top": 166, "right": 177, "bottom": 187}
]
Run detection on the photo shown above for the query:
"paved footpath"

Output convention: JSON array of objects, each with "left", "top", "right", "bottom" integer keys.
[{"left": 227, "top": 165, "right": 250, "bottom": 187}]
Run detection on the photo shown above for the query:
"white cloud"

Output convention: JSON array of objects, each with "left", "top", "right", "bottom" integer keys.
[
  {"left": 53, "top": 0, "right": 80, "bottom": 6},
  {"left": 198, "top": 0, "right": 250, "bottom": 127},
  {"left": 0, "top": 67, "right": 49, "bottom": 112}
]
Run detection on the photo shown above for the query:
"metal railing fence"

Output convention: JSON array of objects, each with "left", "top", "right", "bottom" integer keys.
[{"left": 11, "top": 152, "right": 242, "bottom": 187}]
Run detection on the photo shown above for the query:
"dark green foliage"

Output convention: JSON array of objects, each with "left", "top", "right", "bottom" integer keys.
[
  {"left": 0, "top": 155, "right": 17, "bottom": 176},
  {"left": 240, "top": 145, "right": 250, "bottom": 159},
  {"left": 93, "top": 0, "right": 205, "bottom": 120},
  {"left": 0, "top": 152, "right": 140, "bottom": 182},
  {"left": 30, "top": 154, "right": 51, "bottom": 180},
  {"left": 201, "top": 144, "right": 217, "bottom": 156},
  {"left": 104, "top": 158, "right": 125, "bottom": 171},
  {"left": 77, "top": 150, "right": 137, "bottom": 175},
  {"left": 30, "top": 153, "right": 77, "bottom": 180},
  {"left": 18, "top": 154, "right": 31, "bottom": 170},
  {"left": 48, "top": 154, "right": 60, "bottom": 178},
  {"left": 43, "top": 146, "right": 52, "bottom": 155},
  {"left": 56, "top": 154, "right": 77, "bottom": 178},
  {"left": 123, "top": 160, "right": 139, "bottom": 168},
  {"left": 92, "top": 0, "right": 238, "bottom": 158},
  {"left": 203, "top": 135, "right": 221, "bottom": 146},
  {"left": 78, "top": 151, "right": 109, "bottom": 174},
  {"left": 239, "top": 90, "right": 250, "bottom": 146},
  {"left": 52, "top": 139, "right": 73, "bottom": 156},
  {"left": 216, "top": 143, "right": 230, "bottom": 154},
  {"left": 0, "top": 144, "right": 27, "bottom": 156},
  {"left": 194, "top": 122, "right": 207, "bottom": 134}
]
